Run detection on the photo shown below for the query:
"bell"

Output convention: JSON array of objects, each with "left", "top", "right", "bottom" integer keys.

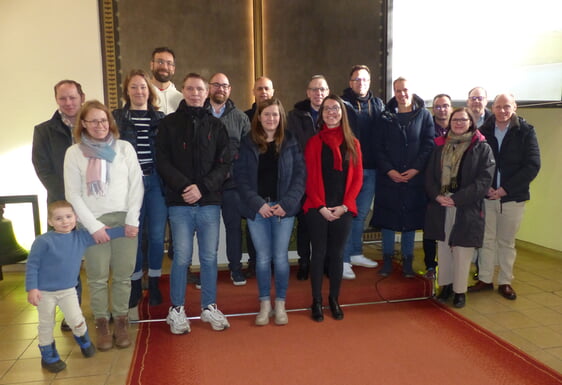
[{"left": 0, "top": 208, "right": 28, "bottom": 280}]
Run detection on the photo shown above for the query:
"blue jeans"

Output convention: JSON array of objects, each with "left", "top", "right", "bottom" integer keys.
[
  {"left": 168, "top": 205, "right": 220, "bottom": 308},
  {"left": 382, "top": 228, "right": 415, "bottom": 256},
  {"left": 344, "top": 169, "right": 376, "bottom": 262},
  {"left": 247, "top": 207, "right": 294, "bottom": 301},
  {"left": 132, "top": 173, "right": 168, "bottom": 280}
]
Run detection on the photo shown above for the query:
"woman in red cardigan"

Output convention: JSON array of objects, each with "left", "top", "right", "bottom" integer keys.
[{"left": 303, "top": 94, "right": 363, "bottom": 322}]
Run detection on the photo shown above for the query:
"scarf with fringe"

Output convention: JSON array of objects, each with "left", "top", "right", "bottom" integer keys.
[
  {"left": 440, "top": 130, "right": 473, "bottom": 194},
  {"left": 79, "top": 133, "right": 116, "bottom": 196}
]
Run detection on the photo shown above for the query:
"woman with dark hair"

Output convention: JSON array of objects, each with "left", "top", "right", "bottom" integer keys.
[
  {"left": 64, "top": 100, "right": 143, "bottom": 350},
  {"left": 424, "top": 107, "right": 495, "bottom": 308},
  {"left": 303, "top": 94, "right": 363, "bottom": 322},
  {"left": 113, "top": 69, "right": 167, "bottom": 309},
  {"left": 235, "top": 98, "right": 305, "bottom": 326}
]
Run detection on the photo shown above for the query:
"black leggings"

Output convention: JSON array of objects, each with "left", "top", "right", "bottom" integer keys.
[{"left": 306, "top": 209, "right": 352, "bottom": 302}]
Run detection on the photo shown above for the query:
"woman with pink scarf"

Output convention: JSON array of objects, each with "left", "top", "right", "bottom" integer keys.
[{"left": 64, "top": 100, "right": 143, "bottom": 351}]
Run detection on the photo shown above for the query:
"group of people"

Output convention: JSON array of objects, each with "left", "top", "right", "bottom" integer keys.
[{"left": 27, "top": 45, "right": 540, "bottom": 373}]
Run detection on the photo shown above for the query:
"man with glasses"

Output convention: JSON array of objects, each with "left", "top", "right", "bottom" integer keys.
[
  {"left": 467, "top": 87, "right": 492, "bottom": 128},
  {"left": 287, "top": 75, "right": 330, "bottom": 280},
  {"left": 245, "top": 76, "right": 275, "bottom": 121},
  {"left": 150, "top": 47, "right": 183, "bottom": 115},
  {"left": 32, "top": 80, "right": 86, "bottom": 332},
  {"left": 341, "top": 65, "right": 383, "bottom": 279},
  {"left": 156, "top": 73, "right": 232, "bottom": 333},
  {"left": 422, "top": 93, "right": 454, "bottom": 279},
  {"left": 204, "top": 73, "right": 251, "bottom": 286},
  {"left": 469, "top": 93, "right": 540, "bottom": 300}
]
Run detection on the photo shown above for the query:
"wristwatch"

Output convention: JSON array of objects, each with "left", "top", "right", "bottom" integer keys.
[{"left": 341, "top": 205, "right": 348, "bottom": 213}]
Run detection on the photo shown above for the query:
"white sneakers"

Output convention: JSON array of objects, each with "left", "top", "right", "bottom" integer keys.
[
  {"left": 350, "top": 254, "right": 379, "bottom": 268},
  {"left": 343, "top": 262, "right": 356, "bottom": 279},
  {"left": 166, "top": 306, "right": 191, "bottom": 335},
  {"left": 201, "top": 304, "right": 230, "bottom": 331}
]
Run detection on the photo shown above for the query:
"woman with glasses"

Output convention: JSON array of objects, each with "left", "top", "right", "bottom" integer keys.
[
  {"left": 64, "top": 100, "right": 143, "bottom": 351},
  {"left": 303, "top": 95, "right": 363, "bottom": 322},
  {"left": 113, "top": 69, "right": 166, "bottom": 311},
  {"left": 235, "top": 98, "right": 305, "bottom": 326},
  {"left": 424, "top": 107, "right": 495, "bottom": 308}
]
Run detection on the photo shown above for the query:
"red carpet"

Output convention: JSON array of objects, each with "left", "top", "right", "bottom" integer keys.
[
  {"left": 136, "top": 264, "right": 433, "bottom": 320},
  {"left": 128, "top": 267, "right": 562, "bottom": 385}
]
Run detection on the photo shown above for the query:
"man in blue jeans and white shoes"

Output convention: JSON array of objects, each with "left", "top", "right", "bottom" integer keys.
[
  {"left": 341, "top": 65, "right": 384, "bottom": 279},
  {"left": 156, "top": 73, "right": 232, "bottom": 333}
]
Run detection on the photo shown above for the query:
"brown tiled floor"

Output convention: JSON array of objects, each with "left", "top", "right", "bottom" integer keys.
[{"left": 0, "top": 240, "right": 560, "bottom": 384}]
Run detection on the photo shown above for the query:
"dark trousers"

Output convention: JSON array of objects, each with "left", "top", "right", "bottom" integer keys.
[
  {"left": 222, "top": 188, "right": 256, "bottom": 272},
  {"left": 306, "top": 209, "right": 352, "bottom": 301},
  {"left": 423, "top": 238, "right": 438, "bottom": 270},
  {"left": 296, "top": 210, "right": 311, "bottom": 265}
]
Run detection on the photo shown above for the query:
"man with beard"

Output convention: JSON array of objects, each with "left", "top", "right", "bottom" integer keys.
[
  {"left": 245, "top": 76, "right": 275, "bottom": 121},
  {"left": 204, "top": 73, "right": 251, "bottom": 286},
  {"left": 32, "top": 80, "right": 86, "bottom": 332},
  {"left": 150, "top": 47, "right": 183, "bottom": 115}
]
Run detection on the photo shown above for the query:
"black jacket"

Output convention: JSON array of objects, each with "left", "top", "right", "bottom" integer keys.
[
  {"left": 341, "top": 88, "right": 384, "bottom": 169},
  {"left": 424, "top": 131, "right": 495, "bottom": 247},
  {"left": 287, "top": 99, "right": 318, "bottom": 152},
  {"left": 156, "top": 100, "right": 231, "bottom": 206},
  {"left": 479, "top": 114, "right": 540, "bottom": 203},
  {"left": 371, "top": 95, "right": 435, "bottom": 231},
  {"left": 32, "top": 111, "right": 73, "bottom": 203}
]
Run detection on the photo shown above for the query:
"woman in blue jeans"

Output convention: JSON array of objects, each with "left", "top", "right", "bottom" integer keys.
[
  {"left": 235, "top": 98, "right": 305, "bottom": 326},
  {"left": 113, "top": 69, "right": 167, "bottom": 308}
]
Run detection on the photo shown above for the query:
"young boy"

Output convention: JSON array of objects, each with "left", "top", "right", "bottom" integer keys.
[{"left": 25, "top": 200, "right": 125, "bottom": 373}]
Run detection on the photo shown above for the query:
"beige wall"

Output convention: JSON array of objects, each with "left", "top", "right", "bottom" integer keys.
[
  {"left": 1, "top": 1, "right": 560, "bottom": 252},
  {"left": 0, "top": 0, "right": 104, "bottom": 246}
]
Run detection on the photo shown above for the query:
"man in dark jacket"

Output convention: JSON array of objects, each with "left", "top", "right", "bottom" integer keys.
[
  {"left": 373, "top": 77, "right": 435, "bottom": 277},
  {"left": 156, "top": 73, "right": 232, "bottom": 334},
  {"left": 341, "top": 65, "right": 383, "bottom": 279},
  {"left": 287, "top": 75, "right": 330, "bottom": 280},
  {"left": 469, "top": 93, "right": 540, "bottom": 300},
  {"left": 245, "top": 76, "right": 275, "bottom": 122},
  {"left": 467, "top": 87, "right": 492, "bottom": 128},
  {"left": 32, "top": 79, "right": 86, "bottom": 332},
  {"left": 204, "top": 72, "right": 251, "bottom": 286}
]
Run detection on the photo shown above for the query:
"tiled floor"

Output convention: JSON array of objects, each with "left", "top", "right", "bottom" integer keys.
[{"left": 0, "top": 240, "right": 560, "bottom": 384}]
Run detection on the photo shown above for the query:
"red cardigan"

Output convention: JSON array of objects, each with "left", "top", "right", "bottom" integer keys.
[{"left": 302, "top": 131, "right": 363, "bottom": 216}]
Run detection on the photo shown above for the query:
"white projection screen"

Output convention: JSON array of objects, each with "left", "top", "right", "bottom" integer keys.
[{"left": 388, "top": 0, "right": 562, "bottom": 106}]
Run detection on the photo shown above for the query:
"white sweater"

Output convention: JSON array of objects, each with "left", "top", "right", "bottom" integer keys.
[{"left": 64, "top": 140, "right": 144, "bottom": 233}]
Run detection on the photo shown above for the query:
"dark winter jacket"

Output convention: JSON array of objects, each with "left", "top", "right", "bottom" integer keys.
[
  {"left": 234, "top": 131, "right": 306, "bottom": 219},
  {"left": 479, "top": 114, "right": 540, "bottom": 203},
  {"left": 155, "top": 100, "right": 231, "bottom": 206},
  {"left": 287, "top": 99, "right": 318, "bottom": 152},
  {"left": 32, "top": 111, "right": 73, "bottom": 203},
  {"left": 424, "top": 131, "right": 495, "bottom": 247},
  {"left": 371, "top": 95, "right": 435, "bottom": 231},
  {"left": 204, "top": 98, "right": 250, "bottom": 190},
  {"left": 341, "top": 88, "right": 384, "bottom": 169},
  {"left": 112, "top": 104, "right": 165, "bottom": 171}
]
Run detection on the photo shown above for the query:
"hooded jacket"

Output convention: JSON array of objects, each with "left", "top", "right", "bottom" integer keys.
[
  {"left": 155, "top": 100, "right": 231, "bottom": 206},
  {"left": 287, "top": 99, "right": 318, "bottom": 152},
  {"left": 371, "top": 95, "right": 435, "bottom": 231},
  {"left": 424, "top": 130, "right": 495, "bottom": 247}
]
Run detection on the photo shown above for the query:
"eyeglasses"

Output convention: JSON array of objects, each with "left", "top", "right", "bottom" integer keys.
[
  {"left": 153, "top": 59, "right": 175, "bottom": 67},
  {"left": 83, "top": 119, "right": 109, "bottom": 126},
  {"left": 451, "top": 118, "right": 469, "bottom": 123},
  {"left": 434, "top": 104, "right": 450, "bottom": 111},
  {"left": 308, "top": 87, "right": 329, "bottom": 93},
  {"left": 210, "top": 83, "right": 231, "bottom": 90},
  {"left": 351, "top": 78, "right": 370, "bottom": 83},
  {"left": 469, "top": 96, "right": 484, "bottom": 102},
  {"left": 324, "top": 105, "right": 341, "bottom": 112}
]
